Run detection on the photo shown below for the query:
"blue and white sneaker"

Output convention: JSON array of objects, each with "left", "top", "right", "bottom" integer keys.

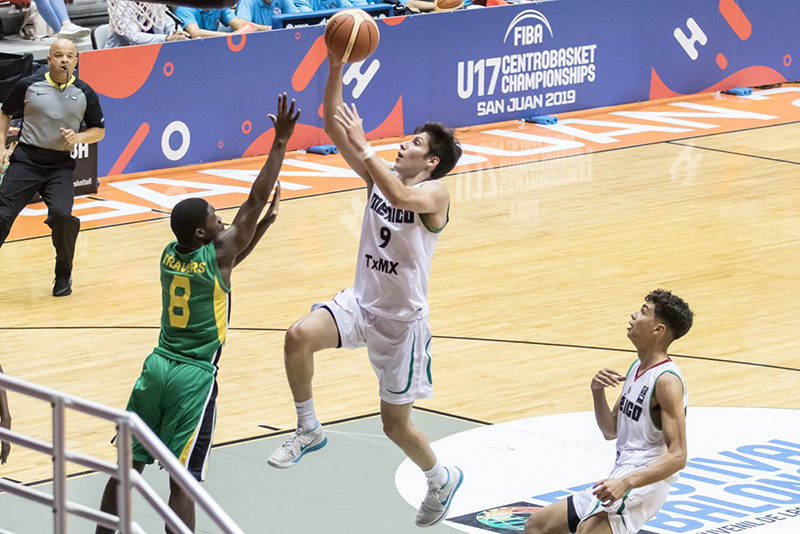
[
  {"left": 415, "top": 466, "right": 464, "bottom": 527},
  {"left": 267, "top": 424, "right": 327, "bottom": 468}
]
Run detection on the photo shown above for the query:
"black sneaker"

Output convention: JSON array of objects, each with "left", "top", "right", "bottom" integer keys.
[{"left": 53, "top": 276, "right": 72, "bottom": 297}]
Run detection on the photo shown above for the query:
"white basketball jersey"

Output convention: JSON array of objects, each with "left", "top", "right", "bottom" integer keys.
[
  {"left": 354, "top": 183, "right": 446, "bottom": 321},
  {"left": 615, "top": 358, "right": 687, "bottom": 470}
]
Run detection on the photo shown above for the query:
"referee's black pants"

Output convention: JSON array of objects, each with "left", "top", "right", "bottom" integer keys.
[{"left": 0, "top": 143, "right": 80, "bottom": 277}]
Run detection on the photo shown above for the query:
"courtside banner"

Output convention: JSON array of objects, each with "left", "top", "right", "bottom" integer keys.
[{"left": 80, "top": 0, "right": 800, "bottom": 176}]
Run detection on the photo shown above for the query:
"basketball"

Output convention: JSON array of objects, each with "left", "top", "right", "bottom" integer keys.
[
  {"left": 434, "top": 0, "right": 463, "bottom": 10},
  {"left": 324, "top": 9, "right": 380, "bottom": 63}
]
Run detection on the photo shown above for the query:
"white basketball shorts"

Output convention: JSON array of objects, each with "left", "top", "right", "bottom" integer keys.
[
  {"left": 313, "top": 288, "right": 434, "bottom": 405},
  {"left": 567, "top": 463, "right": 675, "bottom": 534}
]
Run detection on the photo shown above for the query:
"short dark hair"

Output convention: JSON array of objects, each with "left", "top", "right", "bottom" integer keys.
[
  {"left": 171, "top": 198, "right": 209, "bottom": 244},
  {"left": 645, "top": 289, "right": 694, "bottom": 340},
  {"left": 414, "top": 122, "right": 462, "bottom": 180}
]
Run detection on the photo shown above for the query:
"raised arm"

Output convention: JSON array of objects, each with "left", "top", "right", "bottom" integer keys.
[
  {"left": 334, "top": 103, "right": 450, "bottom": 215},
  {"left": 215, "top": 94, "right": 298, "bottom": 274},
  {"left": 233, "top": 182, "right": 281, "bottom": 267},
  {"left": 324, "top": 55, "right": 377, "bottom": 188},
  {"left": 592, "top": 372, "right": 687, "bottom": 505},
  {"left": 0, "top": 363, "right": 11, "bottom": 464}
]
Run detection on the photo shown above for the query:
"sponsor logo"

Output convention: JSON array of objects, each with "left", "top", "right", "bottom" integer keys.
[
  {"left": 449, "top": 502, "right": 543, "bottom": 532},
  {"left": 395, "top": 408, "right": 800, "bottom": 533},
  {"left": 459, "top": 6, "right": 597, "bottom": 118},
  {"left": 503, "top": 10, "right": 553, "bottom": 46},
  {"left": 364, "top": 254, "right": 398, "bottom": 275}
]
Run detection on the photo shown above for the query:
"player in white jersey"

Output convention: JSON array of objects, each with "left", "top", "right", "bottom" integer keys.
[
  {"left": 267, "top": 50, "right": 464, "bottom": 528},
  {"left": 525, "top": 289, "right": 694, "bottom": 534}
]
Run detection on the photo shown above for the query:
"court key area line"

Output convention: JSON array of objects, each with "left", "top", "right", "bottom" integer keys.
[{"left": 2, "top": 326, "right": 798, "bottom": 373}]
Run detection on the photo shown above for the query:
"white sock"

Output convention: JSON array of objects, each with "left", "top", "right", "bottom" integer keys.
[
  {"left": 294, "top": 398, "right": 319, "bottom": 431},
  {"left": 424, "top": 460, "right": 447, "bottom": 489}
]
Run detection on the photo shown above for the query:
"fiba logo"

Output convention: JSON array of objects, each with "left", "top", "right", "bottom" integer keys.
[{"left": 503, "top": 9, "right": 554, "bottom": 46}]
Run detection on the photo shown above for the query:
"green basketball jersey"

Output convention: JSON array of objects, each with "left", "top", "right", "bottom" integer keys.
[{"left": 154, "top": 241, "right": 230, "bottom": 366}]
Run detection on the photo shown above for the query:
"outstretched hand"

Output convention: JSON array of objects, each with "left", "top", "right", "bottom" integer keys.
[
  {"left": 269, "top": 93, "right": 301, "bottom": 143},
  {"left": 334, "top": 103, "right": 368, "bottom": 152}
]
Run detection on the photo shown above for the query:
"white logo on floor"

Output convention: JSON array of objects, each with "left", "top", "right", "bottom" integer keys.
[{"left": 395, "top": 407, "right": 800, "bottom": 533}]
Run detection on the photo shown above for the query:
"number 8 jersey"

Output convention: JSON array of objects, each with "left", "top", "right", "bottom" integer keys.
[
  {"left": 155, "top": 241, "right": 231, "bottom": 366},
  {"left": 354, "top": 183, "right": 448, "bottom": 322}
]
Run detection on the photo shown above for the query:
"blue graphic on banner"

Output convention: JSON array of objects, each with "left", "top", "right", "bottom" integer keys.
[{"left": 79, "top": 0, "right": 800, "bottom": 176}]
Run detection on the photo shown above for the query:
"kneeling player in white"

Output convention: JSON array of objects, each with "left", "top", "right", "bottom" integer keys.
[{"left": 525, "top": 289, "right": 694, "bottom": 534}]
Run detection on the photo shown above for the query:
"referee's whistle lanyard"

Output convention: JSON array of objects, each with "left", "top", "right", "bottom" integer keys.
[{"left": 45, "top": 72, "right": 75, "bottom": 93}]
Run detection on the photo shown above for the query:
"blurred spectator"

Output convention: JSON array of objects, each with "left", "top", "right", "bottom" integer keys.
[
  {"left": 105, "top": 0, "right": 190, "bottom": 48},
  {"left": 235, "top": 0, "right": 299, "bottom": 29},
  {"left": 294, "top": 0, "right": 354, "bottom": 11},
  {"left": 404, "top": 0, "right": 469, "bottom": 12},
  {"left": 174, "top": 6, "right": 259, "bottom": 38},
  {"left": 31, "top": 0, "right": 90, "bottom": 40}
]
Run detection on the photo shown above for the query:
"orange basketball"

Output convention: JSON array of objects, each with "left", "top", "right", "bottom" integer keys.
[
  {"left": 434, "top": 0, "right": 463, "bottom": 10},
  {"left": 324, "top": 9, "right": 380, "bottom": 63}
]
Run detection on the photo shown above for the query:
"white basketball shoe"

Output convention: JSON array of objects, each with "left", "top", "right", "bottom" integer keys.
[
  {"left": 415, "top": 466, "right": 464, "bottom": 527},
  {"left": 267, "top": 423, "right": 327, "bottom": 468}
]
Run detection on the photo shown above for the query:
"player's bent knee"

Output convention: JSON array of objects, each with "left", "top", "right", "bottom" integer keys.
[
  {"left": 285, "top": 310, "right": 338, "bottom": 355},
  {"left": 380, "top": 412, "right": 411, "bottom": 442},
  {"left": 284, "top": 322, "right": 308, "bottom": 354},
  {"left": 381, "top": 419, "right": 403, "bottom": 441}
]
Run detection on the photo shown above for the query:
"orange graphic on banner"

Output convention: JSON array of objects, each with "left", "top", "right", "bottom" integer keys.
[
  {"left": 719, "top": 0, "right": 752, "bottom": 41},
  {"left": 81, "top": 45, "right": 163, "bottom": 99},
  {"left": 293, "top": 36, "right": 327, "bottom": 93},
  {"left": 108, "top": 123, "right": 150, "bottom": 177}
]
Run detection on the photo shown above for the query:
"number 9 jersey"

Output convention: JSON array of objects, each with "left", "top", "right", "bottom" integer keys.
[
  {"left": 354, "top": 183, "right": 448, "bottom": 322},
  {"left": 155, "top": 241, "right": 231, "bottom": 366}
]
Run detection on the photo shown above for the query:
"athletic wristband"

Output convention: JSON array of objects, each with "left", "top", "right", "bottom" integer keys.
[{"left": 362, "top": 145, "right": 376, "bottom": 160}]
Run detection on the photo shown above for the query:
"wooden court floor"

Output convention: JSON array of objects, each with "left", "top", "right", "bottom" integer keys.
[{"left": 1, "top": 91, "right": 799, "bottom": 488}]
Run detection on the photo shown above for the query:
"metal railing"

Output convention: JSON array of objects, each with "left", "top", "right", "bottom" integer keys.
[{"left": 0, "top": 372, "right": 245, "bottom": 534}]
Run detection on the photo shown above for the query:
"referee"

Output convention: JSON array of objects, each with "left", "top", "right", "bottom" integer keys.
[{"left": 0, "top": 39, "right": 105, "bottom": 297}]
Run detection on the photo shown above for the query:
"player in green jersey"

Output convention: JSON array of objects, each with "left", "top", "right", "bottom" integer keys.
[{"left": 96, "top": 94, "right": 299, "bottom": 534}]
